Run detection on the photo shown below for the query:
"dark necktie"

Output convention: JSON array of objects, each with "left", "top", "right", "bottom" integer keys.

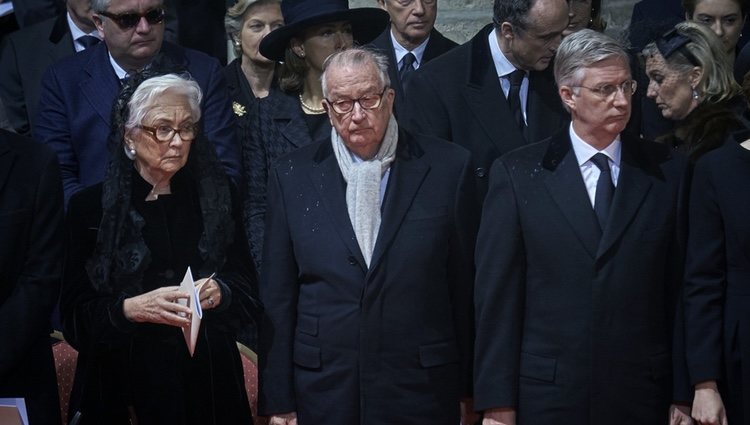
[
  {"left": 507, "top": 69, "right": 526, "bottom": 134},
  {"left": 399, "top": 52, "right": 416, "bottom": 92},
  {"left": 590, "top": 153, "right": 614, "bottom": 230},
  {"left": 77, "top": 35, "right": 100, "bottom": 49}
]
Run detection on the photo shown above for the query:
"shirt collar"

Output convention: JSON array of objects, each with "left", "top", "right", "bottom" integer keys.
[
  {"left": 67, "top": 12, "right": 99, "bottom": 42},
  {"left": 488, "top": 28, "right": 519, "bottom": 78},
  {"left": 390, "top": 29, "right": 430, "bottom": 67},
  {"left": 569, "top": 122, "right": 622, "bottom": 167},
  {"left": 108, "top": 52, "right": 130, "bottom": 80}
]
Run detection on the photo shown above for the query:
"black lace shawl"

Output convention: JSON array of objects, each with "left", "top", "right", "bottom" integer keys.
[{"left": 85, "top": 65, "right": 235, "bottom": 295}]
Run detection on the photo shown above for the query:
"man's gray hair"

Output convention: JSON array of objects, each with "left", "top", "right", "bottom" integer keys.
[
  {"left": 125, "top": 74, "right": 202, "bottom": 131},
  {"left": 91, "top": 0, "right": 111, "bottom": 13},
  {"left": 554, "top": 29, "right": 629, "bottom": 88},
  {"left": 320, "top": 48, "right": 391, "bottom": 98}
]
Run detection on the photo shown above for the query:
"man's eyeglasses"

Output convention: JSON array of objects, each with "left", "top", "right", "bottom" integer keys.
[
  {"left": 99, "top": 8, "right": 165, "bottom": 30},
  {"left": 137, "top": 124, "right": 197, "bottom": 143},
  {"left": 325, "top": 87, "right": 389, "bottom": 115},
  {"left": 392, "top": 0, "right": 437, "bottom": 6},
  {"left": 573, "top": 80, "right": 637, "bottom": 100}
]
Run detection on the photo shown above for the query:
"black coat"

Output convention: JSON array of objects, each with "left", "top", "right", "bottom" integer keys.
[
  {"left": 244, "top": 89, "right": 329, "bottom": 267},
  {"left": 684, "top": 138, "right": 750, "bottom": 425},
  {"left": 61, "top": 169, "right": 258, "bottom": 424},
  {"left": 404, "top": 24, "right": 568, "bottom": 202},
  {"left": 258, "top": 130, "right": 478, "bottom": 424},
  {"left": 0, "top": 129, "right": 63, "bottom": 425},
  {"left": 368, "top": 27, "right": 457, "bottom": 117},
  {"left": 474, "top": 129, "right": 690, "bottom": 424},
  {"left": 0, "top": 12, "right": 74, "bottom": 136}
]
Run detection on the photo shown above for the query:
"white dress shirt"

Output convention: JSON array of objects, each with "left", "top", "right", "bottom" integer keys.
[
  {"left": 569, "top": 123, "right": 621, "bottom": 208},
  {"left": 488, "top": 28, "right": 528, "bottom": 124},
  {"left": 390, "top": 29, "right": 430, "bottom": 71},
  {"left": 68, "top": 12, "right": 101, "bottom": 52}
]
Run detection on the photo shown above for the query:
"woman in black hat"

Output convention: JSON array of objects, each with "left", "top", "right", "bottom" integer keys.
[{"left": 241, "top": 0, "right": 388, "bottom": 269}]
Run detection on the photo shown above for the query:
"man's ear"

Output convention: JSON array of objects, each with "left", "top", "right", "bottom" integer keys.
[
  {"left": 559, "top": 85, "right": 576, "bottom": 111},
  {"left": 376, "top": 0, "right": 387, "bottom": 11},
  {"left": 500, "top": 22, "right": 515, "bottom": 42},
  {"left": 93, "top": 14, "right": 106, "bottom": 40}
]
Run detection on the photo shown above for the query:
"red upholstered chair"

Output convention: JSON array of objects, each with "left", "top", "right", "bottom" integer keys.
[
  {"left": 237, "top": 342, "right": 267, "bottom": 425},
  {"left": 51, "top": 331, "right": 78, "bottom": 425}
]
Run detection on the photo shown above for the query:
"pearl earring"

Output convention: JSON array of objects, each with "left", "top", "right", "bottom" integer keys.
[
  {"left": 124, "top": 144, "right": 136, "bottom": 160},
  {"left": 692, "top": 89, "right": 699, "bottom": 100}
]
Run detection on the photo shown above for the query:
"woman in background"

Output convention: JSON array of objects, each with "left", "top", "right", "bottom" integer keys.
[
  {"left": 642, "top": 21, "right": 748, "bottom": 162},
  {"left": 562, "top": 0, "right": 606, "bottom": 36}
]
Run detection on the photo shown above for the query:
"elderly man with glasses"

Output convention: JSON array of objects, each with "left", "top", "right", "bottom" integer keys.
[
  {"left": 258, "top": 47, "right": 479, "bottom": 425},
  {"left": 474, "top": 29, "right": 693, "bottom": 425},
  {"left": 34, "top": 0, "right": 239, "bottom": 205}
]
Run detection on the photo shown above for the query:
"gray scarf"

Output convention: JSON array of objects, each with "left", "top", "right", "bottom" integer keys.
[{"left": 331, "top": 114, "right": 398, "bottom": 267}]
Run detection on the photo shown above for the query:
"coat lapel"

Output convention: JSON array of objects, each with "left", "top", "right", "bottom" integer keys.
[
  {"left": 462, "top": 26, "right": 524, "bottom": 153},
  {"left": 80, "top": 44, "right": 120, "bottom": 127},
  {"left": 309, "top": 142, "right": 367, "bottom": 269},
  {"left": 542, "top": 131, "right": 601, "bottom": 259},
  {"left": 368, "top": 135, "right": 429, "bottom": 273},
  {"left": 271, "top": 92, "right": 314, "bottom": 149},
  {"left": 596, "top": 138, "right": 653, "bottom": 259}
]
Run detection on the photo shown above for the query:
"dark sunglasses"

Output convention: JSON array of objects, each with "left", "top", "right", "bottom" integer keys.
[{"left": 99, "top": 8, "right": 165, "bottom": 30}]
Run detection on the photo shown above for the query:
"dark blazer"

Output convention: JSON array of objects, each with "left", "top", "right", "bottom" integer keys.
[
  {"left": 0, "top": 129, "right": 63, "bottom": 425},
  {"left": 34, "top": 41, "right": 240, "bottom": 204},
  {"left": 223, "top": 58, "right": 257, "bottom": 116},
  {"left": 244, "top": 89, "right": 327, "bottom": 267},
  {"left": 369, "top": 27, "right": 457, "bottom": 116},
  {"left": 684, "top": 139, "right": 750, "bottom": 425},
  {"left": 258, "top": 129, "right": 477, "bottom": 424},
  {"left": 0, "top": 12, "right": 74, "bottom": 136},
  {"left": 404, "top": 24, "right": 568, "bottom": 201},
  {"left": 473, "top": 128, "right": 690, "bottom": 424}
]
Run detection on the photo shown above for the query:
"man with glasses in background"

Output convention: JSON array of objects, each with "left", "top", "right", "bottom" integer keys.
[
  {"left": 473, "top": 29, "right": 693, "bottom": 425},
  {"left": 34, "top": 0, "right": 238, "bottom": 204},
  {"left": 404, "top": 0, "right": 570, "bottom": 204},
  {"left": 369, "top": 0, "right": 456, "bottom": 116},
  {"left": 258, "top": 47, "right": 479, "bottom": 425}
]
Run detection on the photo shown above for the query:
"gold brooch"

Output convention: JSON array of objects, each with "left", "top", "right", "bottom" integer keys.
[{"left": 233, "top": 101, "right": 246, "bottom": 117}]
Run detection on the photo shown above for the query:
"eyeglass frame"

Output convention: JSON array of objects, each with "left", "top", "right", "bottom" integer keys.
[
  {"left": 390, "top": 0, "right": 437, "bottom": 6},
  {"left": 136, "top": 123, "right": 198, "bottom": 144},
  {"left": 571, "top": 79, "right": 637, "bottom": 100},
  {"left": 324, "top": 87, "right": 390, "bottom": 115},
  {"left": 98, "top": 8, "right": 166, "bottom": 30}
]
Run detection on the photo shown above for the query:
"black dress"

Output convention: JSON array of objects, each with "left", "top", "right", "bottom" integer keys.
[
  {"left": 684, "top": 136, "right": 750, "bottom": 425},
  {"left": 62, "top": 168, "right": 257, "bottom": 425}
]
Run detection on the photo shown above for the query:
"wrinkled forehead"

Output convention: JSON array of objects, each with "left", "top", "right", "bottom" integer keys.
[{"left": 326, "top": 63, "right": 382, "bottom": 96}]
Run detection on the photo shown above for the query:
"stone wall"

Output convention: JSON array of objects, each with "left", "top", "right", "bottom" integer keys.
[{"left": 350, "top": 0, "right": 640, "bottom": 44}]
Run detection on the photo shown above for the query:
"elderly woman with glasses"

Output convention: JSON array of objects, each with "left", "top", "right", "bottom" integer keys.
[
  {"left": 61, "top": 71, "right": 260, "bottom": 424},
  {"left": 642, "top": 21, "right": 749, "bottom": 163}
]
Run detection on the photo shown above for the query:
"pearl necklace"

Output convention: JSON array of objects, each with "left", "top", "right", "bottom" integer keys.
[{"left": 299, "top": 93, "right": 326, "bottom": 114}]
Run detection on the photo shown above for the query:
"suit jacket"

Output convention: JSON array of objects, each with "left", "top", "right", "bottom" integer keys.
[
  {"left": 0, "top": 129, "right": 63, "bottom": 425},
  {"left": 0, "top": 12, "right": 74, "bottom": 136},
  {"left": 244, "top": 89, "right": 327, "bottom": 268},
  {"left": 369, "top": 27, "right": 457, "bottom": 116},
  {"left": 34, "top": 41, "right": 240, "bottom": 204},
  {"left": 404, "top": 24, "right": 568, "bottom": 201},
  {"left": 473, "top": 128, "right": 690, "bottom": 424},
  {"left": 258, "top": 129, "right": 478, "bottom": 424}
]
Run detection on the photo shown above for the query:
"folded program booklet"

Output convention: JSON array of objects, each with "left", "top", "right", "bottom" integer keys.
[{"left": 177, "top": 267, "right": 203, "bottom": 356}]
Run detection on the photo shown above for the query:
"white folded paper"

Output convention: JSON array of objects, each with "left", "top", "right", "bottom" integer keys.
[{"left": 177, "top": 267, "right": 203, "bottom": 356}]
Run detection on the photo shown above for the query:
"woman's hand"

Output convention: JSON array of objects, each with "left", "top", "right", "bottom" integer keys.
[
  {"left": 122, "top": 286, "right": 191, "bottom": 327},
  {"left": 195, "top": 276, "right": 222, "bottom": 310},
  {"left": 692, "top": 381, "right": 728, "bottom": 425}
]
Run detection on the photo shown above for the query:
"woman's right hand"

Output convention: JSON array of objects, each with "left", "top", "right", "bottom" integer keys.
[
  {"left": 122, "top": 286, "right": 192, "bottom": 327},
  {"left": 692, "top": 381, "right": 728, "bottom": 425}
]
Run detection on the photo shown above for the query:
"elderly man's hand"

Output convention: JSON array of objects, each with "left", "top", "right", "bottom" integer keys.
[
  {"left": 670, "top": 403, "right": 696, "bottom": 425},
  {"left": 269, "top": 412, "right": 297, "bottom": 425},
  {"left": 195, "top": 276, "right": 222, "bottom": 310},
  {"left": 123, "top": 286, "right": 191, "bottom": 327}
]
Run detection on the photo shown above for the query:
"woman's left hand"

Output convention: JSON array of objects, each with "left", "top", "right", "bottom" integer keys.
[{"left": 195, "top": 276, "right": 222, "bottom": 310}]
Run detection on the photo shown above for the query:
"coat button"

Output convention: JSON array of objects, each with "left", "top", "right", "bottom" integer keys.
[
  {"left": 347, "top": 256, "right": 358, "bottom": 266},
  {"left": 474, "top": 167, "right": 487, "bottom": 178}
]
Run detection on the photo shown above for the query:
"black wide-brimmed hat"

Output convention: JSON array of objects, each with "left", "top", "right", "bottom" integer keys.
[{"left": 259, "top": 0, "right": 389, "bottom": 62}]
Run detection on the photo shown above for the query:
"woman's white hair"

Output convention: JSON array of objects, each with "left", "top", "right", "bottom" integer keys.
[{"left": 125, "top": 74, "right": 202, "bottom": 131}]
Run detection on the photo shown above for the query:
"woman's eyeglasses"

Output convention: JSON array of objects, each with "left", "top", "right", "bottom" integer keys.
[
  {"left": 137, "top": 124, "right": 197, "bottom": 143},
  {"left": 98, "top": 8, "right": 165, "bottom": 30}
]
